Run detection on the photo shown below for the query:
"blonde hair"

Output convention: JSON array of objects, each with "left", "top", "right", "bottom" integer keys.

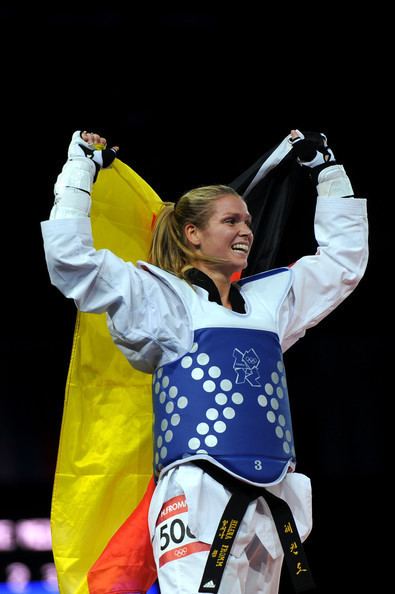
[{"left": 148, "top": 185, "right": 241, "bottom": 278}]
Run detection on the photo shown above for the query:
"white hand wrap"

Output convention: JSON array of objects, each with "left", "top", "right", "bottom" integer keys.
[{"left": 316, "top": 165, "right": 354, "bottom": 199}]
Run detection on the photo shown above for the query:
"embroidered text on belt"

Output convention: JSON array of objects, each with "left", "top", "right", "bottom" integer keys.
[{"left": 194, "top": 461, "right": 315, "bottom": 593}]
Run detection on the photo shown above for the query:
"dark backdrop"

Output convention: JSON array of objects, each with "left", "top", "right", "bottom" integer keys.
[{"left": 0, "top": 6, "right": 389, "bottom": 593}]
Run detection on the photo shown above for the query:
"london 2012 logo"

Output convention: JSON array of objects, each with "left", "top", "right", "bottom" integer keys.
[{"left": 232, "top": 348, "right": 261, "bottom": 387}]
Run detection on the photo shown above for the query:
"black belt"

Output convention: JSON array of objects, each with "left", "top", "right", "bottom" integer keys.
[{"left": 194, "top": 461, "right": 315, "bottom": 593}]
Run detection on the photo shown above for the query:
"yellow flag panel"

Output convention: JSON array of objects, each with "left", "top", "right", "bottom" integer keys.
[{"left": 50, "top": 160, "right": 163, "bottom": 594}]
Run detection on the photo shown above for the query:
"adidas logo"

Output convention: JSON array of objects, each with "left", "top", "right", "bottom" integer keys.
[{"left": 202, "top": 579, "right": 216, "bottom": 588}]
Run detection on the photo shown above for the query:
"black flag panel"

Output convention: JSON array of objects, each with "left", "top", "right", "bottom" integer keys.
[{"left": 229, "top": 134, "right": 316, "bottom": 276}]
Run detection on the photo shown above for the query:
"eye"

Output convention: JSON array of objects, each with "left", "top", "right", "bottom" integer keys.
[{"left": 224, "top": 218, "right": 236, "bottom": 225}]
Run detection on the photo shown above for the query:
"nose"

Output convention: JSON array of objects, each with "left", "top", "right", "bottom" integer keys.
[{"left": 239, "top": 222, "right": 253, "bottom": 238}]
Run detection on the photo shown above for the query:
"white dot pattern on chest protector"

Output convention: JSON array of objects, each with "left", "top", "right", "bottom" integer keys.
[
  {"left": 181, "top": 356, "right": 193, "bottom": 368},
  {"left": 197, "top": 422, "right": 209, "bottom": 435},
  {"left": 231, "top": 392, "right": 244, "bottom": 404},
  {"left": 206, "top": 408, "right": 219, "bottom": 420},
  {"left": 191, "top": 367, "right": 204, "bottom": 380},
  {"left": 171, "top": 413, "right": 181, "bottom": 426},
  {"left": 271, "top": 372, "right": 279, "bottom": 384},
  {"left": 197, "top": 353, "right": 210, "bottom": 365},
  {"left": 152, "top": 328, "right": 295, "bottom": 481},
  {"left": 203, "top": 380, "right": 216, "bottom": 392},
  {"left": 209, "top": 366, "right": 221, "bottom": 378},
  {"left": 177, "top": 396, "right": 188, "bottom": 409},
  {"left": 257, "top": 394, "right": 268, "bottom": 407},
  {"left": 215, "top": 393, "right": 227, "bottom": 405},
  {"left": 169, "top": 386, "right": 178, "bottom": 398}
]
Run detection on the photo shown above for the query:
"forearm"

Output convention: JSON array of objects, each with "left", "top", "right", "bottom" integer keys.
[
  {"left": 313, "top": 164, "right": 368, "bottom": 284},
  {"left": 316, "top": 164, "right": 354, "bottom": 199},
  {"left": 50, "top": 158, "right": 94, "bottom": 219}
]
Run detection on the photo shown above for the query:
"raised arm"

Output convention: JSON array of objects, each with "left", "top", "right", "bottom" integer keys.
[
  {"left": 279, "top": 130, "right": 369, "bottom": 351},
  {"left": 41, "top": 130, "right": 128, "bottom": 311},
  {"left": 41, "top": 131, "right": 190, "bottom": 372}
]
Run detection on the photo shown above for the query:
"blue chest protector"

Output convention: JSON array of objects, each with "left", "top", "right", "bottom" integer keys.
[{"left": 151, "top": 264, "right": 296, "bottom": 486}]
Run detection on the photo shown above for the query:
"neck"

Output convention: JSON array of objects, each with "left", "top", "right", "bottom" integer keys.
[{"left": 192, "top": 264, "right": 232, "bottom": 308}]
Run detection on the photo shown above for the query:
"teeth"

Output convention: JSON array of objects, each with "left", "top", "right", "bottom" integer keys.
[{"left": 232, "top": 243, "right": 249, "bottom": 253}]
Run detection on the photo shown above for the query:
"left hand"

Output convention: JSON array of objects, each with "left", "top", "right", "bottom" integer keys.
[{"left": 289, "top": 129, "right": 336, "bottom": 168}]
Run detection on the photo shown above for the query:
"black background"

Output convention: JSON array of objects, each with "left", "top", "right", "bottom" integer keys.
[{"left": 0, "top": 6, "right": 389, "bottom": 593}]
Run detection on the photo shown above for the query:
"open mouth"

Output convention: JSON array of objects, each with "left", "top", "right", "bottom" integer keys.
[{"left": 231, "top": 243, "right": 249, "bottom": 254}]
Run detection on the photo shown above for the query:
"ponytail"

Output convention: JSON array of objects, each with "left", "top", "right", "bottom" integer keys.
[{"left": 148, "top": 202, "right": 196, "bottom": 277}]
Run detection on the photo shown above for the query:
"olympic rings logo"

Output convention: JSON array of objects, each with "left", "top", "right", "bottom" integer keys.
[{"left": 175, "top": 547, "right": 187, "bottom": 557}]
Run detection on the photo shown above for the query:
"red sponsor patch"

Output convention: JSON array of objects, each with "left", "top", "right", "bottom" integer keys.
[{"left": 156, "top": 495, "right": 210, "bottom": 567}]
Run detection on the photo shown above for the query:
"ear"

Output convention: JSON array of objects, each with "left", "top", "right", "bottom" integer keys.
[{"left": 184, "top": 223, "right": 201, "bottom": 248}]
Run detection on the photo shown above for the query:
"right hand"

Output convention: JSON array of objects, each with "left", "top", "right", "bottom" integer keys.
[{"left": 68, "top": 130, "right": 119, "bottom": 170}]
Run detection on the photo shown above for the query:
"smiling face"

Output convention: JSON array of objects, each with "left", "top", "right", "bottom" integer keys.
[{"left": 184, "top": 193, "right": 254, "bottom": 277}]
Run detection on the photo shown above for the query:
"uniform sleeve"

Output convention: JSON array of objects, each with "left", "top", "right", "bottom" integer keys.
[
  {"left": 279, "top": 195, "right": 368, "bottom": 352},
  {"left": 40, "top": 217, "right": 192, "bottom": 371}
]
